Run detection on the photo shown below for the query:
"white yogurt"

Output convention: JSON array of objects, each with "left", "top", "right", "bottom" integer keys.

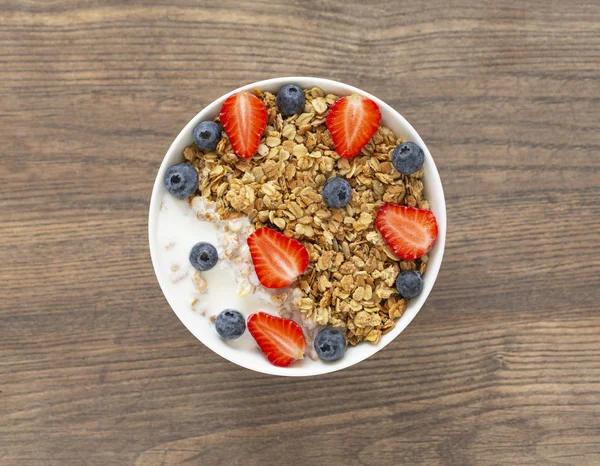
[{"left": 156, "top": 194, "right": 320, "bottom": 356}]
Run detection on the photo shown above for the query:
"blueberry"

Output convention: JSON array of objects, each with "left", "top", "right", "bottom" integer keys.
[
  {"left": 276, "top": 84, "right": 306, "bottom": 116},
  {"left": 321, "top": 177, "right": 352, "bottom": 208},
  {"left": 189, "top": 242, "right": 218, "bottom": 271},
  {"left": 164, "top": 163, "right": 199, "bottom": 199},
  {"left": 193, "top": 120, "right": 222, "bottom": 151},
  {"left": 314, "top": 328, "right": 346, "bottom": 362},
  {"left": 215, "top": 309, "right": 246, "bottom": 340},
  {"left": 395, "top": 271, "right": 424, "bottom": 299},
  {"left": 392, "top": 142, "right": 425, "bottom": 175}
]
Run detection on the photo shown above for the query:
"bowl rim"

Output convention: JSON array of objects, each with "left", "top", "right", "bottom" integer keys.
[{"left": 148, "top": 76, "right": 446, "bottom": 377}]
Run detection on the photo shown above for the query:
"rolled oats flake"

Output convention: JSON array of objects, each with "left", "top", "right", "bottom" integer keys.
[
  {"left": 257, "top": 143, "right": 269, "bottom": 157},
  {"left": 311, "top": 97, "right": 328, "bottom": 114},
  {"left": 266, "top": 136, "right": 281, "bottom": 148},
  {"left": 192, "top": 271, "right": 208, "bottom": 293}
]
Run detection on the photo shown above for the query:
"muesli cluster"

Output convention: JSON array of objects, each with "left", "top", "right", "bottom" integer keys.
[{"left": 163, "top": 84, "right": 438, "bottom": 367}]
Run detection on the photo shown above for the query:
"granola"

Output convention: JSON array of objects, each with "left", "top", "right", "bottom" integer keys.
[{"left": 181, "top": 87, "right": 430, "bottom": 345}]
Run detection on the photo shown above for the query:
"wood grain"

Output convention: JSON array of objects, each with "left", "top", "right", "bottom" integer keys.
[{"left": 1, "top": 0, "right": 599, "bottom": 464}]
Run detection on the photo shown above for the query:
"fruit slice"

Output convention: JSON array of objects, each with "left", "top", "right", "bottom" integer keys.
[
  {"left": 325, "top": 94, "right": 381, "bottom": 158},
  {"left": 375, "top": 203, "right": 438, "bottom": 260},
  {"left": 247, "top": 312, "right": 306, "bottom": 367},
  {"left": 247, "top": 227, "right": 309, "bottom": 289},
  {"left": 219, "top": 91, "right": 267, "bottom": 158}
]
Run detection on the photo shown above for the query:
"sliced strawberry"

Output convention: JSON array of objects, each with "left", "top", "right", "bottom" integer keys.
[
  {"left": 247, "top": 312, "right": 306, "bottom": 367},
  {"left": 325, "top": 94, "right": 381, "bottom": 158},
  {"left": 219, "top": 91, "right": 267, "bottom": 158},
  {"left": 376, "top": 203, "right": 438, "bottom": 260},
  {"left": 247, "top": 227, "right": 309, "bottom": 289}
]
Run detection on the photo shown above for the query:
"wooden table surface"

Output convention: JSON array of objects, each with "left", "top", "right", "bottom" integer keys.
[{"left": 2, "top": 1, "right": 599, "bottom": 465}]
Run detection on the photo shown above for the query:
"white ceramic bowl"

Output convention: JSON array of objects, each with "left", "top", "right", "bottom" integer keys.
[{"left": 149, "top": 77, "right": 446, "bottom": 377}]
